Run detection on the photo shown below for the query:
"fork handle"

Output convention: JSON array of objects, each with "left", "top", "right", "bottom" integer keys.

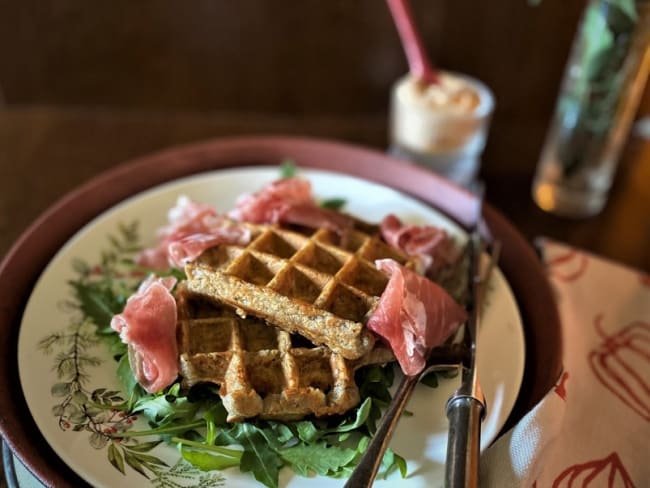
[
  {"left": 343, "top": 374, "right": 419, "bottom": 488},
  {"left": 445, "top": 395, "right": 483, "bottom": 488}
]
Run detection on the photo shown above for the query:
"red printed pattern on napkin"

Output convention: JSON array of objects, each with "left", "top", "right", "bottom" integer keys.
[
  {"left": 551, "top": 452, "right": 636, "bottom": 487},
  {"left": 640, "top": 273, "right": 650, "bottom": 288},
  {"left": 554, "top": 371, "right": 570, "bottom": 401},
  {"left": 588, "top": 315, "right": 650, "bottom": 422},
  {"left": 546, "top": 249, "right": 589, "bottom": 283}
]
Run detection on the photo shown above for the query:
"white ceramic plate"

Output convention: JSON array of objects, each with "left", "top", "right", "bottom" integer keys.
[{"left": 18, "top": 167, "right": 525, "bottom": 488}]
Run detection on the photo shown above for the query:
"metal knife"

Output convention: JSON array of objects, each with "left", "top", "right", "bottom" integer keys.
[{"left": 444, "top": 210, "right": 494, "bottom": 487}]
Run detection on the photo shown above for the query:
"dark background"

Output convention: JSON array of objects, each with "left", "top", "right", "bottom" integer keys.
[
  {"left": 0, "top": 0, "right": 586, "bottom": 173},
  {"left": 1, "top": 0, "right": 648, "bottom": 271}
]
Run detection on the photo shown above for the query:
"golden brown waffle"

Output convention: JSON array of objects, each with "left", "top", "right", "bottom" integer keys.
[
  {"left": 176, "top": 286, "right": 394, "bottom": 422},
  {"left": 184, "top": 222, "right": 412, "bottom": 360}
]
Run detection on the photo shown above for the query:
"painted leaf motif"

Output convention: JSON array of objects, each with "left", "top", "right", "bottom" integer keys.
[
  {"left": 126, "top": 440, "right": 163, "bottom": 452},
  {"left": 589, "top": 316, "right": 650, "bottom": 421},
  {"left": 107, "top": 443, "right": 125, "bottom": 474},
  {"left": 124, "top": 450, "right": 149, "bottom": 478},
  {"left": 546, "top": 249, "right": 589, "bottom": 282},
  {"left": 552, "top": 452, "right": 636, "bottom": 487},
  {"left": 51, "top": 382, "right": 71, "bottom": 397}
]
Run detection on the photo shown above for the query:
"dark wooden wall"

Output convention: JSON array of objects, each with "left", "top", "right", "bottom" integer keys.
[{"left": 0, "top": 0, "right": 588, "bottom": 172}]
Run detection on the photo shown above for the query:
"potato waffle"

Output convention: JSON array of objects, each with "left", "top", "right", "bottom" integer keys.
[
  {"left": 176, "top": 286, "right": 394, "bottom": 422},
  {"left": 184, "top": 221, "right": 412, "bottom": 360}
]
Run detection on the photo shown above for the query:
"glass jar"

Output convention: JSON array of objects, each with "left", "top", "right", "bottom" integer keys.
[
  {"left": 389, "top": 71, "right": 495, "bottom": 187},
  {"left": 532, "top": 0, "right": 650, "bottom": 217}
]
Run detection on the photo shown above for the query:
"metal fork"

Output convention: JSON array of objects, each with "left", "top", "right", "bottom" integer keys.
[{"left": 343, "top": 237, "right": 500, "bottom": 488}]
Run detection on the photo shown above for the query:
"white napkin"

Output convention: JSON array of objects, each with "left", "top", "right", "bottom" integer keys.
[{"left": 480, "top": 240, "right": 650, "bottom": 486}]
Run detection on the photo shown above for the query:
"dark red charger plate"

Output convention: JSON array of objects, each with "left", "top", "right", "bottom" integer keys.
[{"left": 0, "top": 136, "right": 562, "bottom": 487}]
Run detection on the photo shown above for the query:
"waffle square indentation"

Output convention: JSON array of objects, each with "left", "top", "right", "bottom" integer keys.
[
  {"left": 228, "top": 252, "right": 276, "bottom": 286},
  {"left": 293, "top": 351, "right": 334, "bottom": 392},
  {"left": 185, "top": 319, "right": 233, "bottom": 353},
  {"left": 272, "top": 266, "right": 324, "bottom": 304},
  {"left": 244, "top": 352, "right": 285, "bottom": 397},
  {"left": 238, "top": 319, "right": 280, "bottom": 351},
  {"left": 337, "top": 260, "right": 388, "bottom": 296},
  {"left": 197, "top": 246, "right": 243, "bottom": 270},
  {"left": 359, "top": 237, "right": 409, "bottom": 265},
  {"left": 295, "top": 243, "right": 347, "bottom": 275},
  {"left": 251, "top": 230, "right": 300, "bottom": 259},
  {"left": 313, "top": 229, "right": 366, "bottom": 252},
  {"left": 325, "top": 284, "right": 373, "bottom": 322}
]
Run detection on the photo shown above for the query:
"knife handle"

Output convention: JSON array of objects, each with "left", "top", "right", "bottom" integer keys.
[{"left": 445, "top": 395, "right": 484, "bottom": 488}]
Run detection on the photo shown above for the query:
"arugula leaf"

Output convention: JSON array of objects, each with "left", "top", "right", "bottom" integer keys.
[
  {"left": 319, "top": 197, "right": 347, "bottom": 210},
  {"left": 229, "top": 423, "right": 283, "bottom": 488},
  {"left": 357, "top": 365, "right": 395, "bottom": 404},
  {"left": 279, "top": 160, "right": 297, "bottom": 179},
  {"left": 175, "top": 437, "right": 242, "bottom": 471},
  {"left": 265, "top": 421, "right": 295, "bottom": 444},
  {"left": 377, "top": 448, "right": 408, "bottom": 479},
  {"left": 116, "top": 353, "right": 144, "bottom": 408},
  {"left": 296, "top": 421, "right": 319, "bottom": 443},
  {"left": 325, "top": 397, "right": 372, "bottom": 435},
  {"left": 327, "top": 436, "right": 408, "bottom": 480},
  {"left": 355, "top": 365, "right": 396, "bottom": 433},
  {"left": 280, "top": 442, "right": 357, "bottom": 477},
  {"left": 203, "top": 403, "right": 228, "bottom": 444},
  {"left": 179, "top": 447, "right": 241, "bottom": 470},
  {"left": 133, "top": 386, "right": 199, "bottom": 425}
]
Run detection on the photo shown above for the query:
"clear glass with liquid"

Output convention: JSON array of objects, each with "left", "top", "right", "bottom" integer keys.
[
  {"left": 389, "top": 72, "right": 495, "bottom": 187},
  {"left": 532, "top": 0, "right": 650, "bottom": 217}
]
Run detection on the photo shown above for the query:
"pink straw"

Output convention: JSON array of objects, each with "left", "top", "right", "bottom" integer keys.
[{"left": 386, "top": 0, "right": 439, "bottom": 85}]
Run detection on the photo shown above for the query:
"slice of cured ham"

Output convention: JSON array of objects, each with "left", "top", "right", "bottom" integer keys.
[
  {"left": 166, "top": 223, "right": 250, "bottom": 268},
  {"left": 229, "top": 177, "right": 353, "bottom": 233},
  {"left": 229, "top": 177, "right": 313, "bottom": 223},
  {"left": 380, "top": 214, "right": 459, "bottom": 276},
  {"left": 110, "top": 276, "right": 179, "bottom": 393},
  {"left": 137, "top": 196, "right": 251, "bottom": 270},
  {"left": 367, "top": 259, "right": 467, "bottom": 376},
  {"left": 276, "top": 203, "right": 353, "bottom": 234}
]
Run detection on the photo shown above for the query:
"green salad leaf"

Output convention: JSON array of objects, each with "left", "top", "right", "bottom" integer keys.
[
  {"left": 319, "top": 197, "right": 347, "bottom": 210},
  {"left": 229, "top": 423, "right": 284, "bottom": 488},
  {"left": 279, "top": 159, "right": 297, "bottom": 178},
  {"left": 280, "top": 442, "right": 357, "bottom": 477}
]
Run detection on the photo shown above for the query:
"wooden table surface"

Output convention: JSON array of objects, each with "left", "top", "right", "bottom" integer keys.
[{"left": 2, "top": 105, "right": 648, "bottom": 272}]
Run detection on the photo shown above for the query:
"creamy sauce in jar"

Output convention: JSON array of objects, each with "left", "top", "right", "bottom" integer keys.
[
  {"left": 389, "top": 72, "right": 494, "bottom": 185},
  {"left": 397, "top": 73, "right": 481, "bottom": 115}
]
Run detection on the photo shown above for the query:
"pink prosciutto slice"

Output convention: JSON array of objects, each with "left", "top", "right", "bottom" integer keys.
[
  {"left": 380, "top": 214, "right": 459, "bottom": 277},
  {"left": 229, "top": 177, "right": 313, "bottom": 223},
  {"left": 229, "top": 177, "right": 353, "bottom": 233},
  {"left": 166, "top": 222, "right": 251, "bottom": 268},
  {"left": 137, "top": 196, "right": 251, "bottom": 270},
  {"left": 277, "top": 202, "right": 353, "bottom": 233},
  {"left": 110, "top": 276, "right": 179, "bottom": 393},
  {"left": 368, "top": 259, "right": 467, "bottom": 376}
]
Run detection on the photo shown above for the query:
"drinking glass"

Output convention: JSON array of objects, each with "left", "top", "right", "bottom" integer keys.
[
  {"left": 532, "top": 0, "right": 650, "bottom": 217},
  {"left": 389, "top": 72, "right": 495, "bottom": 187}
]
